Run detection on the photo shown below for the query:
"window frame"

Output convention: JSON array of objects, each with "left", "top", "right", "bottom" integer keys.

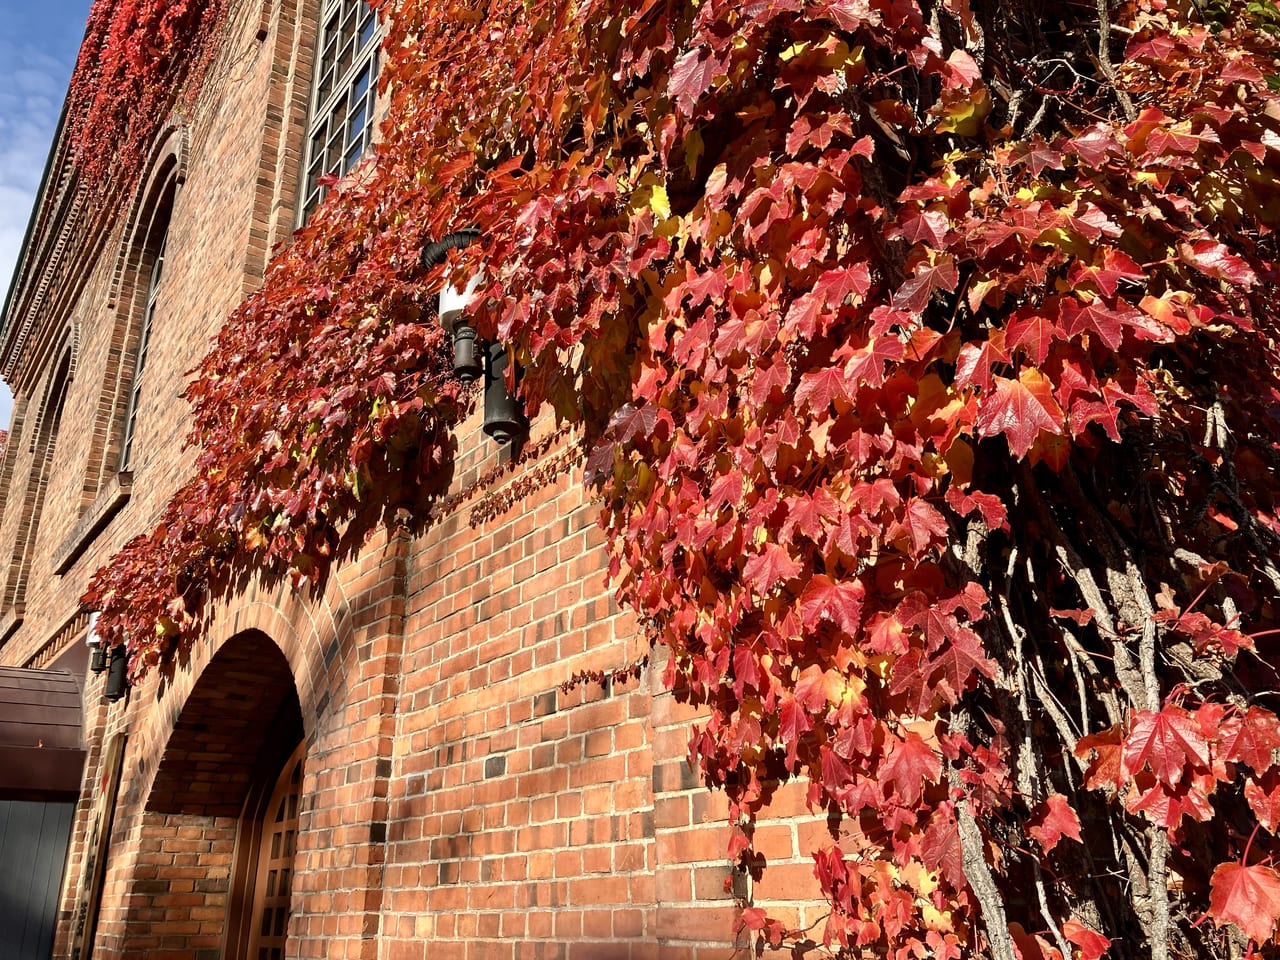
[
  {"left": 298, "top": 0, "right": 381, "bottom": 222},
  {"left": 118, "top": 213, "right": 169, "bottom": 473}
]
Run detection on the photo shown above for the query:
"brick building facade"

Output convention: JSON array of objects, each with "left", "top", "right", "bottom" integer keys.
[{"left": 0, "top": 1, "right": 823, "bottom": 957}]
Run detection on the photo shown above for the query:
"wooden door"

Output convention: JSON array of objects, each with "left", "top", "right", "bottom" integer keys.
[{"left": 244, "top": 741, "right": 305, "bottom": 960}]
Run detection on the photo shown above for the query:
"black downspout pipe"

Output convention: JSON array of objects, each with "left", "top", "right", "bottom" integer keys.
[{"left": 421, "top": 229, "right": 481, "bottom": 269}]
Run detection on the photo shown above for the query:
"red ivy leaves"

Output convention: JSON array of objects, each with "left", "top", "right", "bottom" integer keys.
[
  {"left": 1210, "top": 861, "right": 1280, "bottom": 945},
  {"left": 68, "top": 0, "right": 224, "bottom": 200},
  {"left": 1062, "top": 918, "right": 1111, "bottom": 960},
  {"left": 976, "top": 369, "right": 1063, "bottom": 457},
  {"left": 1123, "top": 704, "right": 1211, "bottom": 790},
  {"left": 1027, "top": 794, "right": 1083, "bottom": 854},
  {"left": 80, "top": 0, "right": 1280, "bottom": 954}
]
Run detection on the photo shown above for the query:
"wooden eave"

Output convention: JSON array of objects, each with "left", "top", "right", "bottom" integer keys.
[{"left": 0, "top": 666, "right": 86, "bottom": 802}]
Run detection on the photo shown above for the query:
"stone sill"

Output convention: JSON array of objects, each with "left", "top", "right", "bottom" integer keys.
[{"left": 53, "top": 472, "right": 133, "bottom": 576}]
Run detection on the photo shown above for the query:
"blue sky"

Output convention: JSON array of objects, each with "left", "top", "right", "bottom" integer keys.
[{"left": 0, "top": 0, "right": 93, "bottom": 429}]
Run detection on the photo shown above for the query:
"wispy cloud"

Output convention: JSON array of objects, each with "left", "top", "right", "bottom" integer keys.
[{"left": 0, "top": 0, "right": 90, "bottom": 427}]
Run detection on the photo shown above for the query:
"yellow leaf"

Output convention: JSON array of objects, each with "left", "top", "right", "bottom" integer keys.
[
  {"left": 945, "top": 437, "right": 974, "bottom": 487},
  {"left": 936, "top": 86, "right": 991, "bottom": 137},
  {"left": 780, "top": 40, "right": 810, "bottom": 62},
  {"left": 868, "top": 653, "right": 895, "bottom": 679},
  {"left": 649, "top": 184, "right": 671, "bottom": 219}
]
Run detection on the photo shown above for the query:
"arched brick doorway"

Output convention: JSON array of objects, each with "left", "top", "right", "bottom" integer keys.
[{"left": 126, "top": 631, "right": 304, "bottom": 959}]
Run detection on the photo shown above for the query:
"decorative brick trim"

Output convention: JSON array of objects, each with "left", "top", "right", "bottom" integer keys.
[
  {"left": 24, "top": 608, "right": 92, "bottom": 670},
  {"left": 82, "top": 130, "right": 186, "bottom": 503},
  {"left": 4, "top": 332, "right": 75, "bottom": 611},
  {"left": 25, "top": 322, "right": 78, "bottom": 455}
]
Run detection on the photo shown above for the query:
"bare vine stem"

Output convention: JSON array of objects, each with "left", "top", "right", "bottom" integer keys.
[
  {"left": 999, "top": 545, "right": 1073, "bottom": 960},
  {"left": 956, "top": 795, "right": 1018, "bottom": 960},
  {"left": 1095, "top": 0, "right": 1137, "bottom": 120}
]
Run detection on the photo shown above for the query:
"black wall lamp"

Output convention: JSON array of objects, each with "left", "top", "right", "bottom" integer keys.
[
  {"left": 423, "top": 230, "right": 528, "bottom": 445},
  {"left": 104, "top": 645, "right": 129, "bottom": 702},
  {"left": 424, "top": 230, "right": 483, "bottom": 383},
  {"left": 483, "top": 340, "right": 528, "bottom": 444}
]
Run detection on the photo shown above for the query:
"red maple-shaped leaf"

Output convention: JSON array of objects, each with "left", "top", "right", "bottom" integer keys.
[
  {"left": 879, "top": 732, "right": 941, "bottom": 806},
  {"left": 944, "top": 486, "right": 1010, "bottom": 531},
  {"left": 1156, "top": 609, "right": 1254, "bottom": 659},
  {"left": 954, "top": 332, "right": 1011, "bottom": 393},
  {"left": 1068, "top": 248, "right": 1145, "bottom": 298},
  {"left": 1246, "top": 770, "right": 1280, "bottom": 833},
  {"left": 1178, "top": 239, "right": 1258, "bottom": 288},
  {"left": 743, "top": 542, "right": 803, "bottom": 594},
  {"left": 976, "top": 369, "right": 1063, "bottom": 458},
  {"left": 845, "top": 336, "right": 904, "bottom": 389},
  {"left": 1209, "top": 860, "right": 1280, "bottom": 944},
  {"left": 892, "top": 256, "right": 959, "bottom": 314},
  {"left": 800, "top": 575, "right": 865, "bottom": 635},
  {"left": 922, "top": 803, "right": 965, "bottom": 887},
  {"left": 782, "top": 490, "right": 837, "bottom": 542},
  {"left": 1124, "top": 769, "right": 1216, "bottom": 828},
  {"left": 1067, "top": 124, "right": 1123, "bottom": 165},
  {"left": 1219, "top": 707, "right": 1280, "bottom": 773},
  {"left": 898, "top": 208, "right": 950, "bottom": 246},
  {"left": 1122, "top": 705, "right": 1210, "bottom": 788},
  {"left": 795, "top": 366, "right": 852, "bottom": 412},
  {"left": 893, "top": 497, "right": 949, "bottom": 557},
  {"left": 1005, "top": 312, "right": 1060, "bottom": 365},
  {"left": 608, "top": 402, "right": 657, "bottom": 444},
  {"left": 777, "top": 692, "right": 813, "bottom": 753},
  {"left": 1062, "top": 918, "right": 1111, "bottom": 960},
  {"left": 670, "top": 47, "right": 718, "bottom": 112},
  {"left": 1013, "top": 137, "right": 1064, "bottom": 177},
  {"left": 923, "top": 627, "right": 996, "bottom": 705},
  {"left": 1027, "top": 793, "right": 1083, "bottom": 853},
  {"left": 814, "top": 263, "right": 872, "bottom": 303},
  {"left": 1075, "top": 725, "right": 1124, "bottom": 791},
  {"left": 1058, "top": 297, "right": 1131, "bottom": 351}
]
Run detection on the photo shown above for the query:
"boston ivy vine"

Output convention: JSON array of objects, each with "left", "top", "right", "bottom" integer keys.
[
  {"left": 67, "top": 0, "right": 223, "bottom": 196},
  {"left": 77, "top": 0, "right": 1280, "bottom": 955}
]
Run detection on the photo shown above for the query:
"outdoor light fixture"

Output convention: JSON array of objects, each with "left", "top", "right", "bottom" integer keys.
[
  {"left": 86, "top": 612, "right": 108, "bottom": 673},
  {"left": 104, "top": 645, "right": 129, "bottom": 702},
  {"left": 482, "top": 340, "right": 528, "bottom": 444},
  {"left": 422, "top": 229, "right": 528, "bottom": 446},
  {"left": 439, "top": 276, "right": 483, "bottom": 383},
  {"left": 423, "top": 229, "right": 484, "bottom": 380}
]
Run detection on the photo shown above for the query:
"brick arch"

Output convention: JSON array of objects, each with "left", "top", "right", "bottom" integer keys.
[
  {"left": 146, "top": 629, "right": 301, "bottom": 818},
  {"left": 105, "top": 124, "right": 190, "bottom": 313},
  {"left": 200, "top": 576, "right": 351, "bottom": 745},
  {"left": 1, "top": 326, "right": 77, "bottom": 612},
  {"left": 116, "top": 629, "right": 303, "bottom": 959}
]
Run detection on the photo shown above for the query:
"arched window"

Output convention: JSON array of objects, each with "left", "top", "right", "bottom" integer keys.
[
  {"left": 118, "top": 184, "right": 174, "bottom": 472},
  {"left": 299, "top": 0, "right": 381, "bottom": 220},
  {"left": 2, "top": 338, "right": 74, "bottom": 614}
]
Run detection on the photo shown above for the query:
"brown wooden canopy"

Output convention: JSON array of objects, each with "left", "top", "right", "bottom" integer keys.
[{"left": 0, "top": 667, "right": 86, "bottom": 801}]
